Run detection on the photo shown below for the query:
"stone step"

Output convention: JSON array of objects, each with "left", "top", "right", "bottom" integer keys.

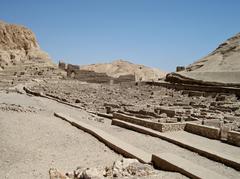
[
  {"left": 112, "top": 119, "right": 240, "bottom": 171},
  {"left": 152, "top": 153, "right": 228, "bottom": 179},
  {"left": 54, "top": 112, "right": 228, "bottom": 179}
]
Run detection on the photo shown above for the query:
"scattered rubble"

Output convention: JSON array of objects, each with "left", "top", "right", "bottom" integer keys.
[
  {"left": 29, "top": 80, "right": 240, "bottom": 132},
  {"left": 0, "top": 102, "right": 41, "bottom": 112},
  {"left": 49, "top": 159, "right": 158, "bottom": 179}
]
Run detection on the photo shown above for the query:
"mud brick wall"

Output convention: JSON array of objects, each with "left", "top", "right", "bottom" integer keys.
[
  {"left": 66, "top": 64, "right": 80, "bottom": 77},
  {"left": 58, "top": 61, "right": 66, "bottom": 70},
  {"left": 185, "top": 123, "right": 220, "bottom": 139},
  {"left": 227, "top": 131, "right": 240, "bottom": 146},
  {"left": 155, "top": 107, "right": 175, "bottom": 117},
  {"left": 74, "top": 70, "right": 136, "bottom": 84},
  {"left": 75, "top": 70, "right": 112, "bottom": 83},
  {"left": 62, "top": 63, "right": 136, "bottom": 84},
  {"left": 113, "top": 74, "right": 136, "bottom": 83},
  {"left": 176, "top": 66, "right": 185, "bottom": 72}
]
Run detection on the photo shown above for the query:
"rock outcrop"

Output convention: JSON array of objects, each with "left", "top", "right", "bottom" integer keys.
[
  {"left": 0, "top": 20, "right": 65, "bottom": 89},
  {"left": 80, "top": 59, "right": 166, "bottom": 81},
  {"left": 0, "top": 20, "right": 52, "bottom": 70},
  {"left": 166, "top": 33, "right": 240, "bottom": 87}
]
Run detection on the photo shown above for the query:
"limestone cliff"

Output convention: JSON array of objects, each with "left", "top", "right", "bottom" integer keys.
[{"left": 0, "top": 20, "right": 52, "bottom": 70}]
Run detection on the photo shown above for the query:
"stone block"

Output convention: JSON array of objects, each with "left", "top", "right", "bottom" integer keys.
[
  {"left": 176, "top": 66, "right": 185, "bottom": 72},
  {"left": 227, "top": 131, "right": 240, "bottom": 147},
  {"left": 156, "top": 107, "right": 175, "bottom": 117},
  {"left": 203, "top": 119, "right": 223, "bottom": 128}
]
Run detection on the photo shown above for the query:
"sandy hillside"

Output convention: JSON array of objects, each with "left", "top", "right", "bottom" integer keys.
[
  {"left": 80, "top": 59, "right": 166, "bottom": 81},
  {"left": 166, "top": 32, "right": 240, "bottom": 86}
]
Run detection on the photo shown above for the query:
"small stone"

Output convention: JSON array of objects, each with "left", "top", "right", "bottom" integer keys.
[{"left": 75, "top": 99, "right": 81, "bottom": 103}]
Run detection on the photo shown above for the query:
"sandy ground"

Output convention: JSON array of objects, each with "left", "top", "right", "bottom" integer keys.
[
  {"left": 0, "top": 92, "right": 122, "bottom": 178},
  {"left": 0, "top": 92, "right": 188, "bottom": 179}
]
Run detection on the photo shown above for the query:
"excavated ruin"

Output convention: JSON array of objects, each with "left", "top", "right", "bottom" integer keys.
[{"left": 0, "top": 20, "right": 240, "bottom": 179}]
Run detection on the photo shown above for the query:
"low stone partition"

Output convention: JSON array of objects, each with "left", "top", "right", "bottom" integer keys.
[
  {"left": 154, "top": 107, "right": 175, "bottom": 117},
  {"left": 227, "top": 131, "right": 240, "bottom": 147},
  {"left": 113, "top": 112, "right": 186, "bottom": 132},
  {"left": 185, "top": 123, "right": 220, "bottom": 140},
  {"left": 75, "top": 70, "right": 112, "bottom": 83}
]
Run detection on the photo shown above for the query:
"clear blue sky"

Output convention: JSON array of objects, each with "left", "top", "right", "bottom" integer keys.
[{"left": 1, "top": 0, "right": 240, "bottom": 72}]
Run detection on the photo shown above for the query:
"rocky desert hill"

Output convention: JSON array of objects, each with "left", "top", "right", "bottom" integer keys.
[
  {"left": 80, "top": 59, "right": 166, "bottom": 81},
  {"left": 0, "top": 20, "right": 63, "bottom": 89},
  {"left": 166, "top": 32, "right": 240, "bottom": 87},
  {"left": 0, "top": 20, "right": 52, "bottom": 70}
]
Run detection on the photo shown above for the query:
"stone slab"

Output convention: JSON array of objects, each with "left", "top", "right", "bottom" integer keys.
[
  {"left": 54, "top": 112, "right": 151, "bottom": 164},
  {"left": 152, "top": 153, "right": 228, "bottom": 179},
  {"left": 112, "top": 119, "right": 240, "bottom": 171}
]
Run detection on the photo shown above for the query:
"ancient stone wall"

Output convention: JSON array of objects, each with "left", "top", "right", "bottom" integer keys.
[
  {"left": 176, "top": 66, "right": 185, "bottom": 72},
  {"left": 62, "top": 63, "right": 136, "bottom": 84},
  {"left": 113, "top": 74, "right": 136, "bottom": 83},
  {"left": 58, "top": 61, "right": 66, "bottom": 70},
  {"left": 185, "top": 123, "right": 220, "bottom": 139},
  {"left": 75, "top": 70, "right": 112, "bottom": 83}
]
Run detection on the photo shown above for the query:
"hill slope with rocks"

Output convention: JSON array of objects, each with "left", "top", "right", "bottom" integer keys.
[
  {"left": 166, "top": 33, "right": 240, "bottom": 87},
  {"left": 80, "top": 59, "right": 166, "bottom": 81},
  {"left": 0, "top": 20, "right": 63, "bottom": 89},
  {"left": 0, "top": 20, "right": 52, "bottom": 70}
]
